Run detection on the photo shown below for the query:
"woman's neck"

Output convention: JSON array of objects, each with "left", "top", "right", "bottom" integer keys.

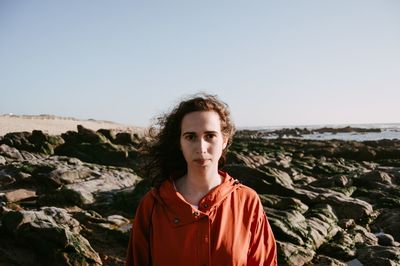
[{"left": 175, "top": 168, "right": 222, "bottom": 206}]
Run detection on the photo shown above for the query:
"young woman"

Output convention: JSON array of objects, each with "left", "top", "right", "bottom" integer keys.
[{"left": 126, "top": 94, "right": 277, "bottom": 266}]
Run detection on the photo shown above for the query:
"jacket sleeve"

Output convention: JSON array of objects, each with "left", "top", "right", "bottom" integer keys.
[
  {"left": 247, "top": 198, "right": 278, "bottom": 266},
  {"left": 125, "top": 192, "right": 155, "bottom": 266}
]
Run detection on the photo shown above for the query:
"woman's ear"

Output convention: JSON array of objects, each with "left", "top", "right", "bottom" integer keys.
[{"left": 223, "top": 136, "right": 228, "bottom": 150}]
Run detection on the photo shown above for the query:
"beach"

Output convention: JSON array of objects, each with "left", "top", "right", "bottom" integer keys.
[{"left": 0, "top": 114, "right": 145, "bottom": 136}]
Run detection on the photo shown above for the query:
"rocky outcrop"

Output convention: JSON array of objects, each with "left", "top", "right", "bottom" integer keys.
[
  {"left": 0, "top": 127, "right": 143, "bottom": 265},
  {"left": 1, "top": 126, "right": 400, "bottom": 265},
  {"left": 227, "top": 136, "right": 400, "bottom": 265}
]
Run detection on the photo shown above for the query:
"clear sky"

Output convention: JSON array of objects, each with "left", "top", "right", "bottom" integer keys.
[{"left": 1, "top": 1, "right": 399, "bottom": 128}]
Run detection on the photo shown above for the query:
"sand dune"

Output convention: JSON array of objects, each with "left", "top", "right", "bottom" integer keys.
[{"left": 0, "top": 114, "right": 145, "bottom": 136}]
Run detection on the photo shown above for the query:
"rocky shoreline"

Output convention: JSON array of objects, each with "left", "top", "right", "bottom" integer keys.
[
  {"left": 237, "top": 126, "right": 383, "bottom": 139},
  {"left": 0, "top": 126, "right": 399, "bottom": 265}
]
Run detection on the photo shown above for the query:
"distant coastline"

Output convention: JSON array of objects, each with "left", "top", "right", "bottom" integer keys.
[
  {"left": 0, "top": 114, "right": 145, "bottom": 137},
  {"left": 1, "top": 113, "right": 116, "bottom": 123},
  {"left": 239, "top": 122, "right": 400, "bottom": 131},
  {"left": 238, "top": 123, "right": 400, "bottom": 141},
  {"left": 1, "top": 114, "right": 399, "bottom": 141}
]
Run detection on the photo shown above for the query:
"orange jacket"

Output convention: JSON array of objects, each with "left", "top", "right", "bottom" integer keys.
[{"left": 126, "top": 171, "right": 277, "bottom": 266}]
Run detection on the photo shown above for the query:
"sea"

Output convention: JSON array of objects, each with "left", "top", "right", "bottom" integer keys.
[{"left": 242, "top": 123, "right": 400, "bottom": 141}]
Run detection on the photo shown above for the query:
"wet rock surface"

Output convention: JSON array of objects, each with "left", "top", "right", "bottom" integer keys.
[{"left": 0, "top": 127, "right": 399, "bottom": 265}]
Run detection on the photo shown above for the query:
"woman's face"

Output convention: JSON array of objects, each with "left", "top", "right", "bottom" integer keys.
[{"left": 180, "top": 111, "right": 227, "bottom": 172}]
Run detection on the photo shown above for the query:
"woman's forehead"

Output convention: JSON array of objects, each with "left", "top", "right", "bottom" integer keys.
[{"left": 181, "top": 111, "right": 222, "bottom": 132}]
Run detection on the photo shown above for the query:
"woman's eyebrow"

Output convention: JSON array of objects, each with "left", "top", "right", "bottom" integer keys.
[
  {"left": 182, "top": 130, "right": 218, "bottom": 135},
  {"left": 182, "top": 132, "right": 195, "bottom": 136},
  {"left": 204, "top": 131, "right": 218, "bottom": 134}
]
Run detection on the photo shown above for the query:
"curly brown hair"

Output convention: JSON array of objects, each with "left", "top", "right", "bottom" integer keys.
[{"left": 142, "top": 93, "right": 236, "bottom": 187}]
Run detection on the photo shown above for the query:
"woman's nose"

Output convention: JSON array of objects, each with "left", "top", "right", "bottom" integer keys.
[{"left": 196, "top": 139, "right": 207, "bottom": 154}]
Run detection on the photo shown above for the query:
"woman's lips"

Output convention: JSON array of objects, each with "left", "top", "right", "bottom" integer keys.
[{"left": 194, "top": 159, "right": 210, "bottom": 165}]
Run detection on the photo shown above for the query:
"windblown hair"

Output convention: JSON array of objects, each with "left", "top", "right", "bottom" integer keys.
[{"left": 142, "top": 93, "right": 236, "bottom": 187}]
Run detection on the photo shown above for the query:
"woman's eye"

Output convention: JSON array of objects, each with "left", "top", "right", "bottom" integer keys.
[
  {"left": 206, "top": 134, "right": 216, "bottom": 140},
  {"left": 185, "top": 135, "right": 195, "bottom": 140}
]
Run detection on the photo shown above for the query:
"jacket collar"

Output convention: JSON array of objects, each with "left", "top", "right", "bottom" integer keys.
[{"left": 151, "top": 171, "right": 240, "bottom": 227}]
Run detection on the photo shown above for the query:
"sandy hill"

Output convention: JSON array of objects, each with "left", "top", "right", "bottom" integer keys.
[{"left": 0, "top": 114, "right": 145, "bottom": 136}]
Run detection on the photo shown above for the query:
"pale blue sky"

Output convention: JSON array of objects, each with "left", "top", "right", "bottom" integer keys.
[{"left": 1, "top": 1, "right": 399, "bottom": 127}]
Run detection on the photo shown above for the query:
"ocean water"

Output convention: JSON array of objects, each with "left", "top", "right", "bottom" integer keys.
[{"left": 245, "top": 123, "right": 400, "bottom": 141}]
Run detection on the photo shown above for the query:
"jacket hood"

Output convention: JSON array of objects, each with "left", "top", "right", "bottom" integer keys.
[{"left": 150, "top": 171, "right": 240, "bottom": 227}]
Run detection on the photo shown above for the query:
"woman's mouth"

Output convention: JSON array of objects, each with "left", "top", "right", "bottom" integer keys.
[{"left": 194, "top": 159, "right": 210, "bottom": 165}]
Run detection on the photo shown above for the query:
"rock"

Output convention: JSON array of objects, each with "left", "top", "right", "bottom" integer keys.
[
  {"left": 277, "top": 241, "right": 315, "bottom": 266},
  {"left": 50, "top": 168, "right": 83, "bottom": 184},
  {"left": 350, "top": 225, "right": 379, "bottom": 246},
  {"left": 0, "top": 169, "right": 16, "bottom": 186},
  {"left": 259, "top": 194, "right": 309, "bottom": 213},
  {"left": 1, "top": 189, "right": 36, "bottom": 203},
  {"left": 1, "top": 207, "right": 102, "bottom": 265},
  {"left": 95, "top": 215, "right": 131, "bottom": 240},
  {"left": 318, "top": 229, "right": 357, "bottom": 261},
  {"left": 309, "top": 189, "right": 373, "bottom": 221},
  {"left": 318, "top": 224, "right": 378, "bottom": 262},
  {"left": 55, "top": 142, "right": 128, "bottom": 166},
  {"left": 338, "top": 219, "right": 356, "bottom": 230},
  {"left": 306, "top": 205, "right": 340, "bottom": 249},
  {"left": 346, "top": 259, "right": 364, "bottom": 266},
  {"left": 267, "top": 208, "right": 308, "bottom": 246},
  {"left": 224, "top": 165, "right": 295, "bottom": 196},
  {"left": 61, "top": 184, "right": 96, "bottom": 205},
  {"left": 0, "top": 233, "right": 41, "bottom": 265},
  {"left": 0, "top": 131, "right": 63, "bottom": 155},
  {"left": 30, "top": 130, "right": 64, "bottom": 154},
  {"left": 96, "top": 129, "right": 117, "bottom": 142},
  {"left": 77, "top": 125, "right": 109, "bottom": 143},
  {"left": 310, "top": 255, "right": 346, "bottom": 266},
  {"left": 356, "top": 245, "right": 400, "bottom": 266},
  {"left": 110, "top": 179, "right": 150, "bottom": 216},
  {"left": 314, "top": 126, "right": 381, "bottom": 134},
  {"left": 106, "top": 214, "right": 130, "bottom": 226},
  {"left": 71, "top": 210, "right": 131, "bottom": 264},
  {"left": 40, "top": 167, "right": 140, "bottom": 207},
  {"left": 267, "top": 205, "right": 338, "bottom": 250},
  {"left": 1, "top": 132, "right": 33, "bottom": 150},
  {"left": 0, "top": 155, "right": 6, "bottom": 165},
  {"left": 356, "top": 170, "right": 394, "bottom": 188},
  {"left": 2, "top": 128, "right": 400, "bottom": 265},
  {"left": 114, "top": 132, "right": 140, "bottom": 146},
  {"left": 310, "top": 175, "right": 352, "bottom": 188},
  {"left": 227, "top": 151, "right": 270, "bottom": 168},
  {"left": 376, "top": 233, "right": 400, "bottom": 247},
  {"left": 371, "top": 209, "right": 400, "bottom": 242},
  {"left": 0, "top": 144, "right": 23, "bottom": 160}
]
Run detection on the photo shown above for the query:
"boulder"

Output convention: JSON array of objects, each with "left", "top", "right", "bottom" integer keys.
[
  {"left": 355, "top": 170, "right": 394, "bottom": 190},
  {"left": 0, "top": 144, "right": 23, "bottom": 161},
  {"left": 298, "top": 187, "right": 374, "bottom": 221},
  {"left": 267, "top": 205, "right": 338, "bottom": 250},
  {"left": 259, "top": 194, "right": 308, "bottom": 213},
  {"left": 356, "top": 245, "right": 400, "bottom": 266},
  {"left": 1, "top": 207, "right": 102, "bottom": 265},
  {"left": 376, "top": 233, "right": 400, "bottom": 247},
  {"left": 277, "top": 241, "right": 315, "bottom": 266},
  {"left": 371, "top": 209, "right": 400, "bottom": 242},
  {"left": 77, "top": 125, "right": 108, "bottom": 144},
  {"left": 224, "top": 165, "right": 295, "bottom": 196},
  {"left": 318, "top": 229, "right": 357, "bottom": 261},
  {"left": 311, "top": 255, "right": 346, "bottom": 266},
  {"left": 1, "top": 131, "right": 63, "bottom": 155},
  {"left": 1, "top": 188, "right": 36, "bottom": 203}
]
